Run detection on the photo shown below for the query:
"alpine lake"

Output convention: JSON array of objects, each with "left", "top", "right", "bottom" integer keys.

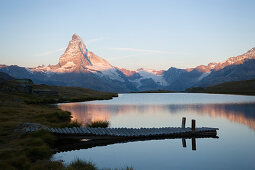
[{"left": 52, "top": 93, "right": 255, "bottom": 170}]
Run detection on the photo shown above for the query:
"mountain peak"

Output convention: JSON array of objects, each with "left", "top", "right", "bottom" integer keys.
[
  {"left": 72, "top": 33, "right": 81, "bottom": 40},
  {"left": 247, "top": 47, "right": 255, "bottom": 53}
]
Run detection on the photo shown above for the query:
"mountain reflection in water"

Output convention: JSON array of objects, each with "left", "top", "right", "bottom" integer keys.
[{"left": 58, "top": 103, "right": 255, "bottom": 130}]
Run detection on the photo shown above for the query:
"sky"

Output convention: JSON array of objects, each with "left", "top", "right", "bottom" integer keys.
[{"left": 0, "top": 0, "right": 255, "bottom": 70}]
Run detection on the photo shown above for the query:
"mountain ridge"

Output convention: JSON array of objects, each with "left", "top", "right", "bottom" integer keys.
[{"left": 1, "top": 34, "right": 255, "bottom": 92}]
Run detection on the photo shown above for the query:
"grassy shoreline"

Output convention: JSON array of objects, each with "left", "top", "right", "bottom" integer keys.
[{"left": 0, "top": 85, "right": 117, "bottom": 169}]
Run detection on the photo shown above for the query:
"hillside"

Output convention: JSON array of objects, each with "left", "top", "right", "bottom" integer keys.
[
  {"left": 185, "top": 79, "right": 255, "bottom": 95},
  {"left": 0, "top": 72, "right": 117, "bottom": 169},
  {"left": 0, "top": 72, "right": 117, "bottom": 104}
]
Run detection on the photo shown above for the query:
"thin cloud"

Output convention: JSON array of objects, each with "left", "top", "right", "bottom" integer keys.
[
  {"left": 109, "top": 53, "right": 150, "bottom": 60},
  {"left": 86, "top": 38, "right": 105, "bottom": 44},
  {"left": 109, "top": 48, "right": 172, "bottom": 54},
  {"left": 35, "top": 48, "right": 65, "bottom": 57},
  {"left": 105, "top": 47, "right": 189, "bottom": 61}
]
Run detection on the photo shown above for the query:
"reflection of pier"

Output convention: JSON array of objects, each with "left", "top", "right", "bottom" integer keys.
[{"left": 54, "top": 135, "right": 217, "bottom": 153}]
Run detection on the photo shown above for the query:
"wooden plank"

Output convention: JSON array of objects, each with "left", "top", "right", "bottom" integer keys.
[
  {"left": 49, "top": 128, "right": 54, "bottom": 133},
  {"left": 58, "top": 128, "right": 63, "bottom": 134},
  {"left": 94, "top": 128, "right": 101, "bottom": 135},
  {"left": 86, "top": 128, "right": 92, "bottom": 134},
  {"left": 90, "top": 128, "right": 97, "bottom": 135},
  {"left": 91, "top": 128, "right": 97, "bottom": 135},
  {"left": 99, "top": 128, "right": 107, "bottom": 135},
  {"left": 121, "top": 128, "right": 128, "bottom": 136},
  {"left": 87, "top": 128, "right": 94, "bottom": 134},
  {"left": 130, "top": 128, "right": 136, "bottom": 136},
  {"left": 124, "top": 128, "right": 131, "bottom": 136},
  {"left": 65, "top": 128, "right": 71, "bottom": 134},
  {"left": 60, "top": 128, "right": 65, "bottom": 134},
  {"left": 77, "top": 127, "right": 83, "bottom": 134},
  {"left": 78, "top": 127, "right": 83, "bottom": 134},
  {"left": 80, "top": 128, "right": 87, "bottom": 134},
  {"left": 150, "top": 128, "right": 155, "bottom": 136},
  {"left": 117, "top": 128, "right": 123, "bottom": 136},
  {"left": 129, "top": 128, "right": 136, "bottom": 136},
  {"left": 137, "top": 129, "right": 143, "bottom": 136},
  {"left": 123, "top": 128, "right": 129, "bottom": 136},
  {"left": 69, "top": 128, "right": 75, "bottom": 134},
  {"left": 71, "top": 128, "right": 77, "bottom": 134},
  {"left": 63, "top": 128, "right": 67, "bottom": 134},
  {"left": 52, "top": 128, "right": 57, "bottom": 133},
  {"left": 115, "top": 128, "right": 122, "bottom": 136},
  {"left": 110, "top": 128, "right": 116, "bottom": 136},
  {"left": 97, "top": 128, "right": 104, "bottom": 135},
  {"left": 92, "top": 127, "right": 98, "bottom": 134},
  {"left": 134, "top": 128, "right": 139, "bottom": 136},
  {"left": 101, "top": 128, "right": 108, "bottom": 135},
  {"left": 97, "top": 128, "right": 103, "bottom": 135},
  {"left": 74, "top": 127, "right": 80, "bottom": 134},
  {"left": 140, "top": 128, "right": 145, "bottom": 136},
  {"left": 109, "top": 128, "right": 116, "bottom": 136},
  {"left": 56, "top": 128, "right": 60, "bottom": 134}
]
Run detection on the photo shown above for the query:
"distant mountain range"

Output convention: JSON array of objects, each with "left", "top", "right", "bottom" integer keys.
[{"left": 1, "top": 34, "right": 255, "bottom": 92}]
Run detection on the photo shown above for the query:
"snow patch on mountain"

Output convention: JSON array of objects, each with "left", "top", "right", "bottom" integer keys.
[
  {"left": 198, "top": 72, "right": 211, "bottom": 80},
  {"left": 137, "top": 69, "right": 168, "bottom": 86}
]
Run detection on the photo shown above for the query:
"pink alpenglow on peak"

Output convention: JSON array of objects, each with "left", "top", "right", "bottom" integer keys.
[
  {"left": 33, "top": 34, "right": 124, "bottom": 81},
  {"left": 72, "top": 33, "right": 81, "bottom": 40}
]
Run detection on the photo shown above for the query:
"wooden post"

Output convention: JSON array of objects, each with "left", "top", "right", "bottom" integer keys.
[
  {"left": 182, "top": 138, "right": 186, "bottom": 148},
  {"left": 192, "top": 119, "right": 196, "bottom": 132},
  {"left": 182, "top": 117, "right": 186, "bottom": 128},
  {"left": 192, "top": 137, "right": 196, "bottom": 151}
]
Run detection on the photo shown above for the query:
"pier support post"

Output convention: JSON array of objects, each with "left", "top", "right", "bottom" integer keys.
[
  {"left": 192, "top": 137, "right": 196, "bottom": 151},
  {"left": 192, "top": 119, "right": 196, "bottom": 132},
  {"left": 182, "top": 117, "right": 186, "bottom": 128},
  {"left": 182, "top": 138, "right": 186, "bottom": 148}
]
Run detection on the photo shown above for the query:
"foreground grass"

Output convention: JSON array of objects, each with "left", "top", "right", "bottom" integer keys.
[
  {"left": 66, "top": 159, "right": 96, "bottom": 170},
  {"left": 0, "top": 86, "right": 117, "bottom": 169},
  {"left": 65, "top": 159, "right": 133, "bottom": 170}
]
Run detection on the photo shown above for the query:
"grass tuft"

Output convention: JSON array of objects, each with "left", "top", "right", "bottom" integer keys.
[
  {"left": 66, "top": 159, "right": 96, "bottom": 170},
  {"left": 66, "top": 120, "right": 82, "bottom": 128},
  {"left": 86, "top": 120, "right": 110, "bottom": 128}
]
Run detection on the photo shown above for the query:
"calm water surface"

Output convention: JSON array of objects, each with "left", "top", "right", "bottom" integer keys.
[{"left": 53, "top": 93, "right": 255, "bottom": 170}]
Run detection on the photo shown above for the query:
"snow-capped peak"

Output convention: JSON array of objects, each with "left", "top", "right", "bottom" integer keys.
[
  {"left": 32, "top": 34, "right": 124, "bottom": 82},
  {"left": 72, "top": 33, "right": 81, "bottom": 40}
]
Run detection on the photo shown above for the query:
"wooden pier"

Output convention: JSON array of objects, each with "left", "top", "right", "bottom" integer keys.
[
  {"left": 25, "top": 118, "right": 218, "bottom": 140},
  {"left": 22, "top": 118, "right": 219, "bottom": 152},
  {"left": 46, "top": 126, "right": 218, "bottom": 140}
]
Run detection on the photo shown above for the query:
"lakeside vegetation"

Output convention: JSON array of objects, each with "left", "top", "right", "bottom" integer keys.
[
  {"left": 185, "top": 79, "right": 255, "bottom": 95},
  {"left": 0, "top": 74, "right": 118, "bottom": 169},
  {"left": 87, "top": 120, "right": 110, "bottom": 128}
]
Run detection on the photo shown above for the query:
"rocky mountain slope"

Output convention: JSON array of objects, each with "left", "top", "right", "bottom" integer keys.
[{"left": 1, "top": 34, "right": 255, "bottom": 92}]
